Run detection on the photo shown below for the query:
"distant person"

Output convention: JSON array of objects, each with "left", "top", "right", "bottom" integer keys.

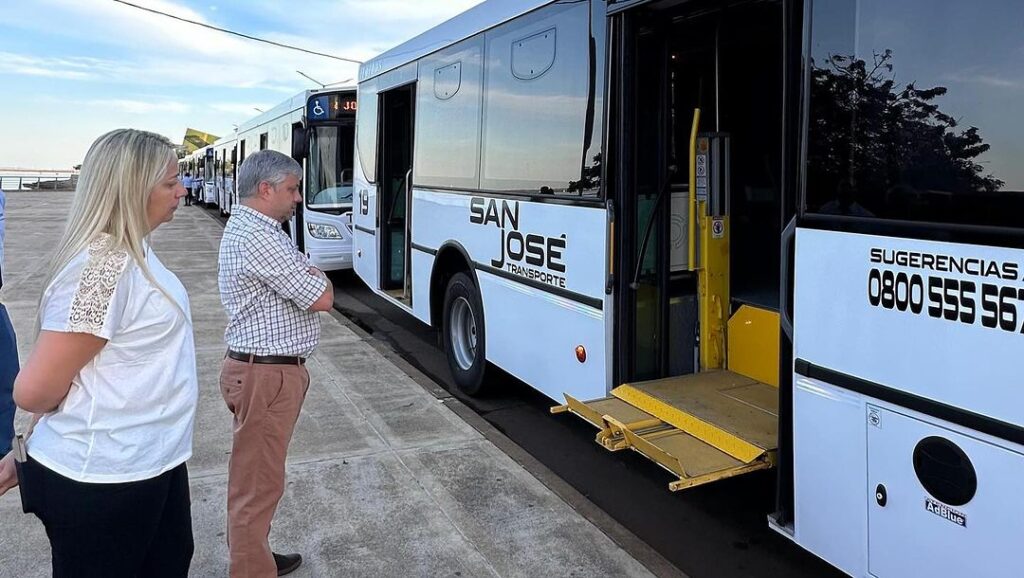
[
  {"left": 0, "top": 187, "right": 16, "bottom": 457},
  {"left": 193, "top": 173, "right": 203, "bottom": 206},
  {"left": 0, "top": 129, "right": 198, "bottom": 577},
  {"left": 182, "top": 171, "right": 194, "bottom": 206},
  {"left": 217, "top": 149, "right": 333, "bottom": 577}
]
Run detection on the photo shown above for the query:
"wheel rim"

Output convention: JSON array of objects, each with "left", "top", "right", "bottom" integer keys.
[{"left": 450, "top": 296, "right": 477, "bottom": 371}]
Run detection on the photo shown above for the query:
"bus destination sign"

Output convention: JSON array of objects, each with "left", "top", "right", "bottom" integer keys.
[{"left": 308, "top": 94, "right": 357, "bottom": 122}]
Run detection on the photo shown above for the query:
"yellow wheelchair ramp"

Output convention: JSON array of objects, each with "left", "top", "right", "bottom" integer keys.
[
  {"left": 553, "top": 370, "right": 777, "bottom": 491},
  {"left": 613, "top": 370, "right": 778, "bottom": 463}
]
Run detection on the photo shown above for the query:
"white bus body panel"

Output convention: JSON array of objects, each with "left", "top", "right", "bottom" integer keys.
[
  {"left": 412, "top": 189, "right": 608, "bottom": 403},
  {"left": 203, "top": 181, "right": 217, "bottom": 204},
  {"left": 212, "top": 136, "right": 236, "bottom": 214},
  {"left": 867, "top": 406, "right": 1024, "bottom": 578},
  {"left": 790, "top": 376, "right": 867, "bottom": 575},
  {"left": 219, "top": 177, "right": 234, "bottom": 215},
  {"left": 360, "top": 0, "right": 556, "bottom": 83},
  {"left": 790, "top": 228, "right": 1024, "bottom": 577},
  {"left": 796, "top": 229, "right": 1024, "bottom": 424},
  {"left": 352, "top": 164, "right": 378, "bottom": 289}
]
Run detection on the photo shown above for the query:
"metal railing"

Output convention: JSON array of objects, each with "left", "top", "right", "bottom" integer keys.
[{"left": 0, "top": 174, "right": 77, "bottom": 192}]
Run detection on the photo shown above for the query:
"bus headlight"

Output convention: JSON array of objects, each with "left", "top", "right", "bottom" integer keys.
[{"left": 307, "top": 223, "right": 342, "bottom": 239}]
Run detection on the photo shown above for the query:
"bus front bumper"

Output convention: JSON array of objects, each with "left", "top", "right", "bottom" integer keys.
[{"left": 308, "top": 248, "right": 353, "bottom": 272}]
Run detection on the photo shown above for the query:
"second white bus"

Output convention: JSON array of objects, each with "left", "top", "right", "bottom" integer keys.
[{"left": 231, "top": 87, "right": 359, "bottom": 271}]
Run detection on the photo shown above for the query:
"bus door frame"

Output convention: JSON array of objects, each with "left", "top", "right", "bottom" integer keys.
[
  {"left": 376, "top": 81, "right": 417, "bottom": 301},
  {"left": 291, "top": 121, "right": 308, "bottom": 253}
]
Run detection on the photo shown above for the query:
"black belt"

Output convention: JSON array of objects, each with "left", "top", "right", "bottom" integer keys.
[{"left": 227, "top": 350, "right": 306, "bottom": 365}]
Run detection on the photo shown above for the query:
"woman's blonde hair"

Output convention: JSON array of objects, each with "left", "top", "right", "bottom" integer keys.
[{"left": 38, "top": 129, "right": 179, "bottom": 330}]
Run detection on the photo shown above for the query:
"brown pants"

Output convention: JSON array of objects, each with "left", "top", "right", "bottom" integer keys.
[{"left": 219, "top": 358, "right": 309, "bottom": 578}]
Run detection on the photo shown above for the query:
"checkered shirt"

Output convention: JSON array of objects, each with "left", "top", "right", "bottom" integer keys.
[{"left": 218, "top": 205, "right": 327, "bottom": 357}]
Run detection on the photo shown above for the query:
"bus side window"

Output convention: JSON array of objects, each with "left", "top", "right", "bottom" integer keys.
[
  {"left": 415, "top": 36, "right": 484, "bottom": 191},
  {"left": 804, "top": 0, "right": 1024, "bottom": 229},
  {"left": 357, "top": 81, "right": 379, "bottom": 183},
  {"left": 480, "top": 1, "right": 595, "bottom": 196}
]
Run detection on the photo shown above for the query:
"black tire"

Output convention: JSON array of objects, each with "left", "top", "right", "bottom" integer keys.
[{"left": 442, "top": 272, "right": 489, "bottom": 395}]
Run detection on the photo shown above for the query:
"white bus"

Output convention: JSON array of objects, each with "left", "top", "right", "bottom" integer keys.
[
  {"left": 234, "top": 87, "right": 358, "bottom": 271},
  {"left": 355, "top": 1, "right": 1024, "bottom": 577},
  {"left": 212, "top": 134, "right": 237, "bottom": 216},
  {"left": 179, "top": 145, "right": 213, "bottom": 205},
  {"left": 195, "top": 144, "right": 218, "bottom": 206}
]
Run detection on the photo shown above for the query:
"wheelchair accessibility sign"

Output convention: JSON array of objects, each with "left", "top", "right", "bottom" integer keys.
[{"left": 308, "top": 98, "right": 328, "bottom": 121}]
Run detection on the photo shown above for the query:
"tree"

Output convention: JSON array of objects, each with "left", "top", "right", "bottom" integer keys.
[
  {"left": 808, "top": 50, "right": 1003, "bottom": 216},
  {"left": 567, "top": 153, "right": 602, "bottom": 194}
]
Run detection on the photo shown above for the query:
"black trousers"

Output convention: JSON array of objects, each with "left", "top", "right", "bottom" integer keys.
[{"left": 25, "top": 456, "right": 194, "bottom": 577}]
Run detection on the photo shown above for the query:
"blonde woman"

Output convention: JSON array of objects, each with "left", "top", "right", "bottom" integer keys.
[{"left": 0, "top": 129, "right": 198, "bottom": 577}]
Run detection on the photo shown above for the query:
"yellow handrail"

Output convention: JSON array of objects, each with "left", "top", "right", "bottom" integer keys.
[{"left": 688, "top": 108, "right": 701, "bottom": 270}]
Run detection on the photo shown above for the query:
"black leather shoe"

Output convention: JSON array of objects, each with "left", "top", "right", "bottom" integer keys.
[{"left": 274, "top": 552, "right": 302, "bottom": 576}]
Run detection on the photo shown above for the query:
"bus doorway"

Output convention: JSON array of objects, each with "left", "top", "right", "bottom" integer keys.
[
  {"left": 378, "top": 83, "right": 415, "bottom": 302},
  {"left": 567, "top": 0, "right": 787, "bottom": 491}
]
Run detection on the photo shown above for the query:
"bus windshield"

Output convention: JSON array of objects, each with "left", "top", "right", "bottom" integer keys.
[{"left": 307, "top": 124, "right": 355, "bottom": 209}]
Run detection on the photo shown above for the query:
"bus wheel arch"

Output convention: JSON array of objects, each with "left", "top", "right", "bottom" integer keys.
[
  {"left": 430, "top": 242, "right": 477, "bottom": 329},
  {"left": 432, "top": 243, "right": 489, "bottom": 395}
]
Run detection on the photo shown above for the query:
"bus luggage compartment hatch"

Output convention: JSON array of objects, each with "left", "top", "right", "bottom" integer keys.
[{"left": 553, "top": 370, "right": 778, "bottom": 491}]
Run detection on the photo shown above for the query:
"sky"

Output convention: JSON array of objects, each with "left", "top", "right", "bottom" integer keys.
[
  {"left": 811, "top": 0, "right": 1024, "bottom": 191},
  {"left": 0, "top": 0, "right": 484, "bottom": 169}
]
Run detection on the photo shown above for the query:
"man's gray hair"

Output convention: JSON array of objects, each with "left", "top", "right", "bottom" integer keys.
[{"left": 237, "top": 149, "right": 302, "bottom": 200}]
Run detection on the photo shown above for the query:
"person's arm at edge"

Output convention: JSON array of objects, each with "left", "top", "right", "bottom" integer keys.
[
  {"left": 307, "top": 267, "right": 334, "bottom": 312},
  {"left": 13, "top": 331, "right": 106, "bottom": 413},
  {"left": 0, "top": 412, "right": 43, "bottom": 495},
  {"left": 0, "top": 332, "right": 101, "bottom": 495}
]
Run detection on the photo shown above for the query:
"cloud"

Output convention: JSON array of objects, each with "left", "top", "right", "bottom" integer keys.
[
  {"left": 0, "top": 52, "right": 106, "bottom": 80},
  {"left": 199, "top": 0, "right": 487, "bottom": 58},
  {"left": 34, "top": 94, "right": 192, "bottom": 114},
  {"left": 961, "top": 75, "right": 1024, "bottom": 90},
  {"left": 283, "top": 0, "right": 485, "bottom": 27},
  {"left": 85, "top": 99, "right": 191, "bottom": 114},
  {"left": 3, "top": 0, "right": 366, "bottom": 93},
  {"left": 208, "top": 102, "right": 274, "bottom": 117},
  {"left": 1, "top": 0, "right": 486, "bottom": 167},
  {"left": 0, "top": 49, "right": 302, "bottom": 94},
  {"left": 4, "top": 0, "right": 485, "bottom": 91},
  {"left": 943, "top": 70, "right": 1024, "bottom": 91}
]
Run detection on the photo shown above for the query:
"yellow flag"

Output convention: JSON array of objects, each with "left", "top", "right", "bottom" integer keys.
[{"left": 182, "top": 128, "right": 219, "bottom": 154}]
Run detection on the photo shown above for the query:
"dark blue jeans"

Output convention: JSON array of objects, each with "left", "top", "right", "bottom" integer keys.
[{"left": 0, "top": 303, "right": 18, "bottom": 455}]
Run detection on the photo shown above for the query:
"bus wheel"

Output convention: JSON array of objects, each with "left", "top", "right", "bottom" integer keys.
[{"left": 442, "top": 272, "right": 488, "bottom": 395}]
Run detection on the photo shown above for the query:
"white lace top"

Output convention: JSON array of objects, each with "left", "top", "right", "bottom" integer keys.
[{"left": 27, "top": 234, "right": 198, "bottom": 483}]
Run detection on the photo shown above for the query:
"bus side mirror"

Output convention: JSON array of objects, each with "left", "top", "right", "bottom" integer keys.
[{"left": 292, "top": 124, "right": 308, "bottom": 161}]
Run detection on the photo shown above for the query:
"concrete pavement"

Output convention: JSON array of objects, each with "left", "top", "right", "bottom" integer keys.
[{"left": 0, "top": 191, "right": 659, "bottom": 577}]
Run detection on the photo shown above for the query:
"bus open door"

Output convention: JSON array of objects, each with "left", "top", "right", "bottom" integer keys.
[
  {"left": 558, "top": 0, "right": 789, "bottom": 490},
  {"left": 378, "top": 83, "right": 415, "bottom": 303}
]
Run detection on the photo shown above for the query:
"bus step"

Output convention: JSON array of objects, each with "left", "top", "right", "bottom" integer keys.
[{"left": 556, "top": 392, "right": 775, "bottom": 491}]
